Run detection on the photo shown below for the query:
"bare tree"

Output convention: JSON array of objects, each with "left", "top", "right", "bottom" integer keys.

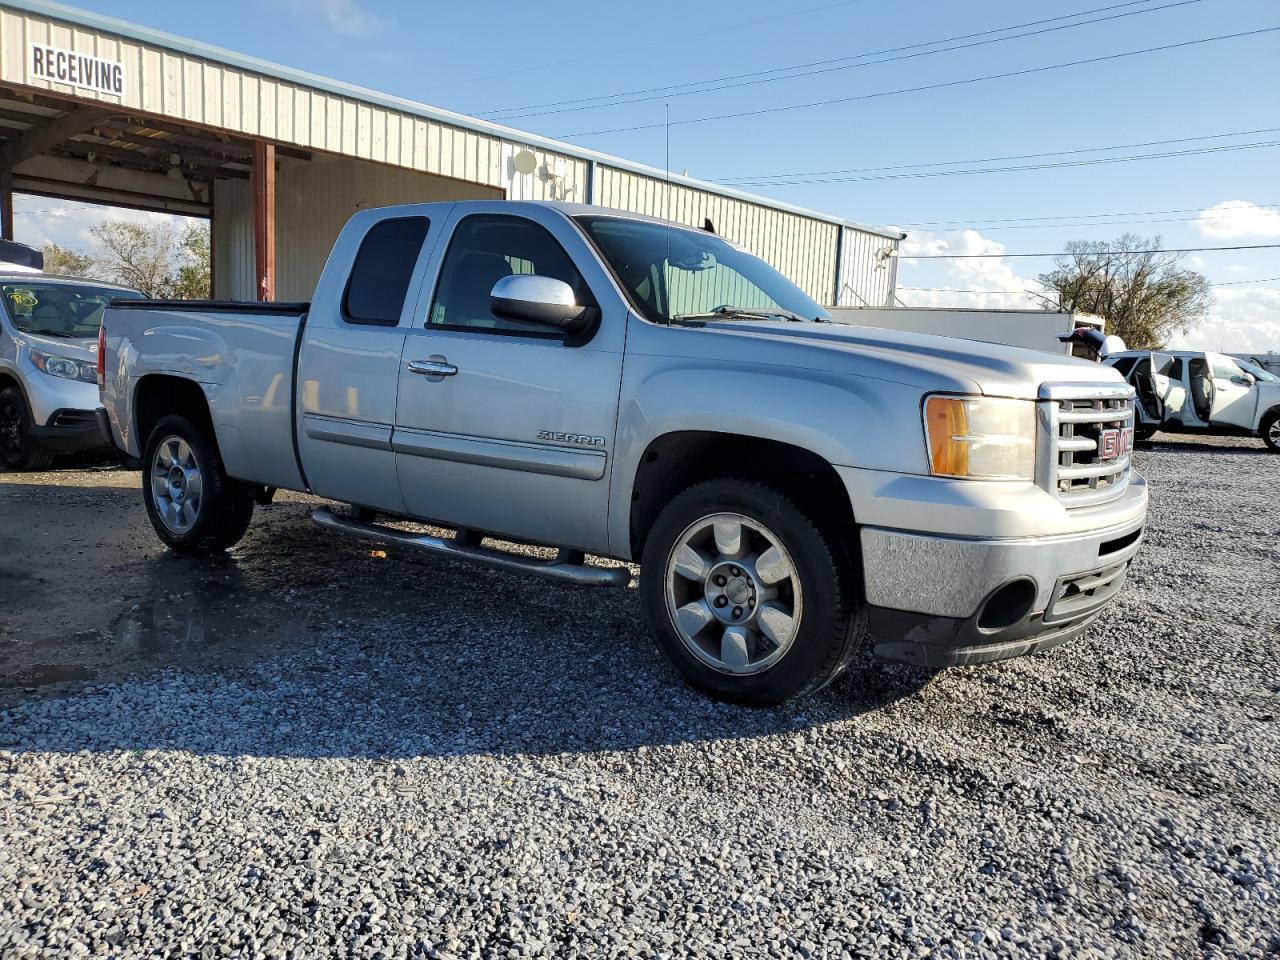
[
  {"left": 1038, "top": 234, "right": 1210, "bottom": 350},
  {"left": 90, "top": 220, "right": 185, "bottom": 298},
  {"left": 38, "top": 218, "right": 211, "bottom": 298}
]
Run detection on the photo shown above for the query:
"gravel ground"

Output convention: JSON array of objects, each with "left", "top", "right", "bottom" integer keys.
[{"left": 1, "top": 434, "right": 1277, "bottom": 958}]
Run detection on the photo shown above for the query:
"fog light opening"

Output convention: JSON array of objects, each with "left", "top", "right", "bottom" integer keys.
[{"left": 977, "top": 578, "right": 1037, "bottom": 633}]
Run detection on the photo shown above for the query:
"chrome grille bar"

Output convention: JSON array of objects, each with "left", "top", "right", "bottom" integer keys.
[{"left": 1037, "top": 381, "right": 1136, "bottom": 509}]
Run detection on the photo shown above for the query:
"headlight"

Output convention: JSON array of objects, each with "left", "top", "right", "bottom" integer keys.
[
  {"left": 924, "top": 395, "right": 1036, "bottom": 480},
  {"left": 30, "top": 349, "right": 98, "bottom": 384}
]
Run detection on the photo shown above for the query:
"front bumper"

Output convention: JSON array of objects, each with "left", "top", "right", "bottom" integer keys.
[
  {"left": 29, "top": 408, "right": 112, "bottom": 454},
  {"left": 860, "top": 475, "right": 1147, "bottom": 667}
]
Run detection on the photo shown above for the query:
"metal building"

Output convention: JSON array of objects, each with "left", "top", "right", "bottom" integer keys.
[{"left": 0, "top": 0, "right": 904, "bottom": 305}]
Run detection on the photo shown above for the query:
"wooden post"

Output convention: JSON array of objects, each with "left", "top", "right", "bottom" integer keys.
[
  {"left": 253, "top": 141, "right": 275, "bottom": 302},
  {"left": 0, "top": 166, "right": 13, "bottom": 241}
]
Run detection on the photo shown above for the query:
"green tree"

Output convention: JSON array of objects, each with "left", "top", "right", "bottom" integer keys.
[
  {"left": 173, "top": 223, "right": 211, "bottom": 300},
  {"left": 1037, "top": 234, "right": 1209, "bottom": 350},
  {"left": 40, "top": 241, "right": 97, "bottom": 279}
]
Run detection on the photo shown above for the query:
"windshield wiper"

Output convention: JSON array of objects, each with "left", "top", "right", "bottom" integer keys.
[
  {"left": 25, "top": 328, "right": 78, "bottom": 339},
  {"left": 671, "top": 305, "right": 815, "bottom": 324}
]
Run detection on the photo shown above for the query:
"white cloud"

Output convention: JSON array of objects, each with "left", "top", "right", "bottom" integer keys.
[
  {"left": 898, "top": 229, "right": 1049, "bottom": 310},
  {"left": 277, "top": 0, "right": 384, "bottom": 35},
  {"left": 1170, "top": 287, "right": 1280, "bottom": 353},
  {"left": 1192, "top": 201, "right": 1280, "bottom": 240}
]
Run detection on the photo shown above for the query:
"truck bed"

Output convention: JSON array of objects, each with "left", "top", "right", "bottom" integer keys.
[{"left": 102, "top": 299, "right": 310, "bottom": 492}]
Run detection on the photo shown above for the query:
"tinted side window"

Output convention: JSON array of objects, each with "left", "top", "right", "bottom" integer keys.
[
  {"left": 1110, "top": 357, "right": 1137, "bottom": 376},
  {"left": 1168, "top": 357, "right": 1184, "bottom": 380},
  {"left": 343, "top": 217, "right": 430, "bottom": 326},
  {"left": 429, "top": 215, "right": 593, "bottom": 336}
]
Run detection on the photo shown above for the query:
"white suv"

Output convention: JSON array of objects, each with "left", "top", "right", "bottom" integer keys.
[
  {"left": 0, "top": 263, "right": 142, "bottom": 470},
  {"left": 1104, "top": 349, "right": 1280, "bottom": 452}
]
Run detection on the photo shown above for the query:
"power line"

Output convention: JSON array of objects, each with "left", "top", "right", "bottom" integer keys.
[
  {"left": 907, "top": 243, "right": 1280, "bottom": 259},
  {"left": 900, "top": 277, "right": 1280, "bottom": 292},
  {"left": 710, "top": 139, "right": 1280, "bottom": 187},
  {"left": 718, "top": 127, "right": 1280, "bottom": 185},
  {"left": 437, "top": 0, "right": 875, "bottom": 92},
  {"left": 908, "top": 214, "right": 1271, "bottom": 232},
  {"left": 1210, "top": 275, "right": 1280, "bottom": 286},
  {"left": 898, "top": 202, "right": 1280, "bottom": 228},
  {"left": 557, "top": 26, "right": 1280, "bottom": 139},
  {"left": 481, "top": 0, "right": 1201, "bottom": 121}
]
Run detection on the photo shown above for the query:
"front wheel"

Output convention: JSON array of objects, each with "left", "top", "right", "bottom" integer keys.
[
  {"left": 639, "top": 479, "right": 866, "bottom": 706},
  {"left": 0, "top": 385, "right": 54, "bottom": 471},
  {"left": 1262, "top": 410, "right": 1280, "bottom": 453},
  {"left": 142, "top": 414, "right": 255, "bottom": 554}
]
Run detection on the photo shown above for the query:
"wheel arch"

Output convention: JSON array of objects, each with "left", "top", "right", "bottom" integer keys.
[
  {"left": 626, "top": 430, "right": 857, "bottom": 563},
  {"left": 133, "top": 374, "right": 216, "bottom": 453}
]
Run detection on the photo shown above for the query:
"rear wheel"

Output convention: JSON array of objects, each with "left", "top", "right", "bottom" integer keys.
[
  {"left": 1262, "top": 410, "right": 1280, "bottom": 453},
  {"left": 640, "top": 478, "right": 866, "bottom": 706},
  {"left": 142, "top": 414, "right": 254, "bottom": 554},
  {"left": 0, "top": 385, "right": 54, "bottom": 472}
]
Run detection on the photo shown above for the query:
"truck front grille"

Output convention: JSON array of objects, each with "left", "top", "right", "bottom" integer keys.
[{"left": 1038, "top": 384, "right": 1135, "bottom": 509}]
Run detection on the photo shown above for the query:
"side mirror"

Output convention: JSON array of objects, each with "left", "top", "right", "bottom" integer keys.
[
  {"left": 490, "top": 274, "right": 597, "bottom": 338},
  {"left": 1232, "top": 373, "right": 1255, "bottom": 386}
]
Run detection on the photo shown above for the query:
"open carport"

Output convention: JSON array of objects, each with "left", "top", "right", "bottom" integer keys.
[{"left": 0, "top": 0, "right": 904, "bottom": 305}]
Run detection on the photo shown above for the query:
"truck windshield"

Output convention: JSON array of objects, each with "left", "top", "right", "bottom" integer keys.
[
  {"left": 1, "top": 282, "right": 141, "bottom": 339},
  {"left": 575, "top": 215, "right": 829, "bottom": 324},
  {"left": 1237, "top": 359, "right": 1278, "bottom": 382}
]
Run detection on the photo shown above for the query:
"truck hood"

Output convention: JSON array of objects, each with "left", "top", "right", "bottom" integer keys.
[
  {"left": 20, "top": 331, "right": 98, "bottom": 361},
  {"left": 696, "top": 319, "right": 1125, "bottom": 399}
]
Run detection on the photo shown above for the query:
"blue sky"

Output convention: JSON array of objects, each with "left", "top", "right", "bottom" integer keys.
[{"left": 18, "top": 0, "right": 1280, "bottom": 350}]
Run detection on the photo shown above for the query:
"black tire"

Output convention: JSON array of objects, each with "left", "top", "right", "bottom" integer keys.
[
  {"left": 142, "top": 414, "right": 255, "bottom": 554},
  {"left": 1134, "top": 425, "right": 1158, "bottom": 443},
  {"left": 1262, "top": 409, "right": 1280, "bottom": 453},
  {"left": 0, "top": 385, "right": 55, "bottom": 472},
  {"left": 639, "top": 478, "right": 867, "bottom": 706}
]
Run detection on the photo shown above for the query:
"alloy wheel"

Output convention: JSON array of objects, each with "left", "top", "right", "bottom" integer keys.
[
  {"left": 663, "top": 512, "right": 803, "bottom": 676},
  {"left": 150, "top": 435, "right": 204, "bottom": 534}
]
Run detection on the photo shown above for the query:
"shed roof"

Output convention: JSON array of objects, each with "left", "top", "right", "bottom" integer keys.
[{"left": 5, "top": 0, "right": 905, "bottom": 241}]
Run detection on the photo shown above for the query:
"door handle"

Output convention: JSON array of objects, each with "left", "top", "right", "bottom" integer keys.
[{"left": 407, "top": 358, "right": 458, "bottom": 378}]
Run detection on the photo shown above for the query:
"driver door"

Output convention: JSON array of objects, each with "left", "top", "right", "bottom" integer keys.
[
  {"left": 392, "top": 205, "right": 627, "bottom": 555},
  {"left": 1206, "top": 352, "right": 1259, "bottom": 429}
]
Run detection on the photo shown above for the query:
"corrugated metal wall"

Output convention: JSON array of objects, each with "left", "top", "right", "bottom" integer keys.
[
  {"left": 0, "top": 6, "right": 586, "bottom": 201},
  {"left": 595, "top": 166, "right": 840, "bottom": 305},
  {"left": 835, "top": 226, "right": 900, "bottom": 307},
  {"left": 3, "top": 2, "right": 902, "bottom": 308},
  {"left": 211, "top": 178, "right": 252, "bottom": 300},
  {"left": 273, "top": 156, "right": 499, "bottom": 301}
]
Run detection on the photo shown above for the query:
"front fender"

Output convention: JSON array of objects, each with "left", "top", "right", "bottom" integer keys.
[{"left": 608, "top": 357, "right": 929, "bottom": 556}]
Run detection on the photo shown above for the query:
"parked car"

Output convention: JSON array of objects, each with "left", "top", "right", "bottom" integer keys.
[
  {"left": 0, "top": 263, "right": 142, "bottom": 470},
  {"left": 99, "top": 201, "right": 1148, "bottom": 705},
  {"left": 1105, "top": 349, "right": 1280, "bottom": 452}
]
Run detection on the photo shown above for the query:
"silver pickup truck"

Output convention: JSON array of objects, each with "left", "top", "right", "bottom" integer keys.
[{"left": 100, "top": 201, "right": 1148, "bottom": 705}]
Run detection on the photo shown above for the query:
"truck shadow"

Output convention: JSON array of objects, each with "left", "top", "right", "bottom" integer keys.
[{"left": 0, "top": 493, "right": 939, "bottom": 759}]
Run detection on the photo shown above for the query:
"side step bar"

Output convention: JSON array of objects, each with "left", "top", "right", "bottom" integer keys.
[{"left": 311, "top": 507, "right": 631, "bottom": 588}]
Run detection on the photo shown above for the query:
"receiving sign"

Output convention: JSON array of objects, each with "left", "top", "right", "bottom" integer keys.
[{"left": 29, "top": 43, "right": 125, "bottom": 97}]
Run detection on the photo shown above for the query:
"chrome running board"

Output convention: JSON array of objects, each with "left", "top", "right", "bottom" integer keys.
[{"left": 311, "top": 507, "right": 631, "bottom": 588}]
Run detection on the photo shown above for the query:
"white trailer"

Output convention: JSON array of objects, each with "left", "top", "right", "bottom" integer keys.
[{"left": 827, "top": 307, "right": 1104, "bottom": 358}]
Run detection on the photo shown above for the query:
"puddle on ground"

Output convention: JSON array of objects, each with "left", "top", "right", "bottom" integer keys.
[{"left": 0, "top": 567, "right": 299, "bottom": 692}]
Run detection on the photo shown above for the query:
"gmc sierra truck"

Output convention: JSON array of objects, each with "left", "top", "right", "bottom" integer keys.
[{"left": 99, "top": 201, "right": 1148, "bottom": 705}]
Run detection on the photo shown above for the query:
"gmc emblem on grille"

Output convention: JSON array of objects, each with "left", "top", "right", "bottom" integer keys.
[{"left": 1098, "top": 427, "right": 1134, "bottom": 459}]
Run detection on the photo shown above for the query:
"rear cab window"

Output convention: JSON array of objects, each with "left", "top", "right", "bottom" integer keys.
[{"left": 343, "top": 217, "right": 430, "bottom": 326}]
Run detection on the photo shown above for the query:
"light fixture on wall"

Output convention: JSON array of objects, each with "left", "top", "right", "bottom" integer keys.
[{"left": 875, "top": 246, "right": 899, "bottom": 271}]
